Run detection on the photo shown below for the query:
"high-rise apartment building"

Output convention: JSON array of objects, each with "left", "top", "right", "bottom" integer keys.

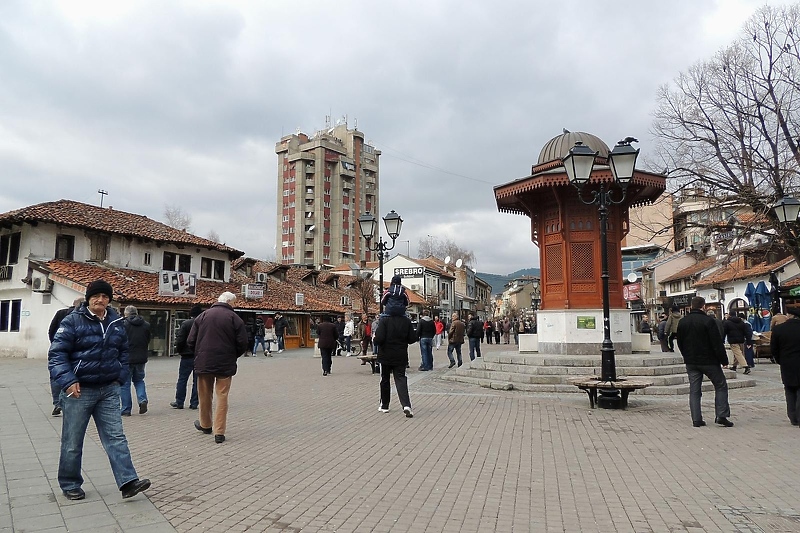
[{"left": 275, "top": 121, "right": 380, "bottom": 267}]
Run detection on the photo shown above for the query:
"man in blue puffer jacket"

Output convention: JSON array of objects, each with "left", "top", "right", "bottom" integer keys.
[{"left": 48, "top": 279, "right": 151, "bottom": 502}]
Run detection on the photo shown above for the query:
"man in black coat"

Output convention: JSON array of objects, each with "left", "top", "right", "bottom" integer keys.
[
  {"left": 466, "top": 313, "right": 483, "bottom": 361},
  {"left": 317, "top": 316, "right": 338, "bottom": 376},
  {"left": 723, "top": 312, "right": 752, "bottom": 373},
  {"left": 373, "top": 314, "right": 418, "bottom": 417},
  {"left": 188, "top": 292, "right": 248, "bottom": 443},
  {"left": 171, "top": 305, "right": 203, "bottom": 409},
  {"left": 120, "top": 306, "right": 151, "bottom": 416},
  {"left": 770, "top": 306, "right": 800, "bottom": 426},
  {"left": 676, "top": 297, "right": 733, "bottom": 428},
  {"left": 416, "top": 309, "right": 436, "bottom": 371},
  {"left": 274, "top": 312, "right": 289, "bottom": 353},
  {"left": 47, "top": 297, "right": 84, "bottom": 416}
]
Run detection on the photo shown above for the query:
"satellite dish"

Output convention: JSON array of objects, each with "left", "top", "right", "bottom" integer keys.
[
  {"left": 444, "top": 256, "right": 451, "bottom": 265},
  {"left": 455, "top": 258, "right": 463, "bottom": 268},
  {"left": 626, "top": 272, "right": 638, "bottom": 283}
]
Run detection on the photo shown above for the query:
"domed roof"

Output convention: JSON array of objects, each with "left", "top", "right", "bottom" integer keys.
[{"left": 538, "top": 131, "right": 610, "bottom": 165}]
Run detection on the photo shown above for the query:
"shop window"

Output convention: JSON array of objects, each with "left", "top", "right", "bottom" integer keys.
[
  {"left": 163, "top": 251, "right": 192, "bottom": 273},
  {"left": 0, "top": 232, "right": 21, "bottom": 265},
  {"left": 0, "top": 299, "right": 21, "bottom": 332},
  {"left": 89, "top": 233, "right": 109, "bottom": 262},
  {"left": 55, "top": 235, "right": 75, "bottom": 260},
  {"left": 201, "top": 258, "right": 225, "bottom": 280}
]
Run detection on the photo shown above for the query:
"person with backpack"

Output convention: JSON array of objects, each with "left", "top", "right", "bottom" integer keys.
[
  {"left": 171, "top": 305, "right": 203, "bottom": 410},
  {"left": 664, "top": 306, "right": 682, "bottom": 352},
  {"left": 120, "top": 306, "right": 151, "bottom": 416},
  {"left": 252, "top": 317, "right": 271, "bottom": 356}
]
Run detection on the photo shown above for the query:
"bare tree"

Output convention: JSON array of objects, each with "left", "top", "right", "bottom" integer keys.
[
  {"left": 206, "top": 229, "right": 221, "bottom": 243},
  {"left": 163, "top": 204, "right": 192, "bottom": 231},
  {"left": 349, "top": 276, "right": 378, "bottom": 316},
  {"left": 651, "top": 3, "right": 800, "bottom": 263},
  {"left": 416, "top": 235, "right": 476, "bottom": 266}
]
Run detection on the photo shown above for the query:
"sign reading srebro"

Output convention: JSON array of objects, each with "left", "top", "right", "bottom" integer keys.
[{"left": 394, "top": 267, "right": 424, "bottom": 277}]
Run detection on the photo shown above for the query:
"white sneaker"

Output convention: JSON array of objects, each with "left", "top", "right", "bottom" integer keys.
[
  {"left": 378, "top": 405, "right": 389, "bottom": 413},
  {"left": 346, "top": 352, "right": 352, "bottom": 357},
  {"left": 278, "top": 349, "right": 284, "bottom": 353},
  {"left": 403, "top": 406, "right": 414, "bottom": 418}
]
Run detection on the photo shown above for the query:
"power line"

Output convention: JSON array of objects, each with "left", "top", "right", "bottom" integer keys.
[{"left": 376, "top": 143, "right": 495, "bottom": 184}]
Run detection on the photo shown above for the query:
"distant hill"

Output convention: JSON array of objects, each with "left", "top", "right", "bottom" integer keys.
[{"left": 477, "top": 267, "right": 540, "bottom": 295}]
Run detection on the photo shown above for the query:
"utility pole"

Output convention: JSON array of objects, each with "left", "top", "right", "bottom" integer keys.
[{"left": 98, "top": 189, "right": 108, "bottom": 207}]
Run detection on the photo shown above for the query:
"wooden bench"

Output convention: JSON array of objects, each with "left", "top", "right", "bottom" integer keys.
[
  {"left": 568, "top": 376, "right": 654, "bottom": 409},
  {"left": 357, "top": 355, "right": 379, "bottom": 374}
]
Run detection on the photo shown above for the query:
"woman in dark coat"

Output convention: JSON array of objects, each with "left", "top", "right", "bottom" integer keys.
[{"left": 770, "top": 307, "right": 800, "bottom": 426}]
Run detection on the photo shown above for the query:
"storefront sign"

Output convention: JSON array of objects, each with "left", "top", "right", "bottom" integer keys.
[
  {"left": 394, "top": 267, "right": 424, "bottom": 277},
  {"left": 671, "top": 293, "right": 694, "bottom": 308},
  {"left": 623, "top": 282, "right": 641, "bottom": 301},
  {"left": 158, "top": 270, "right": 196, "bottom": 297},
  {"left": 244, "top": 283, "right": 266, "bottom": 299},
  {"left": 577, "top": 316, "right": 596, "bottom": 329}
]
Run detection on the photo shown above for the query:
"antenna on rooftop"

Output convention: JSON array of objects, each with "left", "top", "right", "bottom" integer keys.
[{"left": 98, "top": 189, "right": 108, "bottom": 208}]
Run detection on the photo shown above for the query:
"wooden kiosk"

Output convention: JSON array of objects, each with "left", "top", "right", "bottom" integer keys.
[{"left": 494, "top": 131, "right": 666, "bottom": 355}]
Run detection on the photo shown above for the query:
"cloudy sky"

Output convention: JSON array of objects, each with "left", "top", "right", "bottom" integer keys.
[{"left": 0, "top": 0, "right": 779, "bottom": 274}]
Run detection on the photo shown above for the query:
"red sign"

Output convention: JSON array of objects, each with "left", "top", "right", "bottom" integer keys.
[{"left": 623, "top": 282, "right": 641, "bottom": 301}]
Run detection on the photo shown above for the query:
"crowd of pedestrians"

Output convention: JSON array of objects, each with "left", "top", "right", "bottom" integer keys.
[{"left": 44, "top": 277, "right": 800, "bottom": 505}]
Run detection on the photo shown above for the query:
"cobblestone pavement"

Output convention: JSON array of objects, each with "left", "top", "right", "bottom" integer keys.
[{"left": 2, "top": 341, "right": 799, "bottom": 532}]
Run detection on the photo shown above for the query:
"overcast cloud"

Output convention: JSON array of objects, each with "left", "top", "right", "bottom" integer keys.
[{"left": 0, "top": 0, "right": 778, "bottom": 274}]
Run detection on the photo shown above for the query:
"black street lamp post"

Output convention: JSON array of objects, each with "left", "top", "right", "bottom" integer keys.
[
  {"left": 357, "top": 210, "right": 404, "bottom": 314},
  {"left": 562, "top": 138, "right": 639, "bottom": 409}
]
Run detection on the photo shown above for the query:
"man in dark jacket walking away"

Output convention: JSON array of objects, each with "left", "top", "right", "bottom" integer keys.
[
  {"left": 171, "top": 305, "right": 203, "bottom": 409},
  {"left": 770, "top": 306, "right": 800, "bottom": 426},
  {"left": 47, "top": 297, "right": 84, "bottom": 416},
  {"left": 723, "top": 311, "right": 752, "bottom": 374},
  {"left": 188, "top": 291, "right": 248, "bottom": 444},
  {"left": 317, "top": 316, "right": 338, "bottom": 376},
  {"left": 49, "top": 279, "right": 150, "bottom": 501},
  {"left": 676, "top": 297, "right": 733, "bottom": 428},
  {"left": 416, "top": 309, "right": 436, "bottom": 371},
  {"left": 466, "top": 313, "right": 483, "bottom": 361},
  {"left": 120, "top": 306, "right": 151, "bottom": 416},
  {"left": 373, "top": 313, "right": 418, "bottom": 417},
  {"left": 274, "top": 312, "right": 289, "bottom": 353},
  {"left": 448, "top": 313, "right": 466, "bottom": 368}
]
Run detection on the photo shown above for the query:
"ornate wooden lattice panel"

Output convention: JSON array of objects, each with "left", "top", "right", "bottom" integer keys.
[
  {"left": 570, "top": 242, "right": 594, "bottom": 280},
  {"left": 571, "top": 283, "right": 596, "bottom": 292},
  {"left": 545, "top": 243, "right": 563, "bottom": 282}
]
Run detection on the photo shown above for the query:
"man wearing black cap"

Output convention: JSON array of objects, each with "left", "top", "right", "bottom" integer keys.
[
  {"left": 171, "top": 304, "right": 203, "bottom": 410},
  {"left": 49, "top": 279, "right": 151, "bottom": 501}
]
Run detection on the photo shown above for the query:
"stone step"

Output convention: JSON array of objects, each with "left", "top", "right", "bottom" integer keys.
[
  {"left": 481, "top": 353, "right": 686, "bottom": 367},
  {"left": 471, "top": 360, "right": 689, "bottom": 377},
  {"left": 451, "top": 367, "right": 723, "bottom": 387},
  {"left": 441, "top": 373, "right": 757, "bottom": 395}
]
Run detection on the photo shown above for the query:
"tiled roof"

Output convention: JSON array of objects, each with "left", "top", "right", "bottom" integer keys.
[
  {"left": 694, "top": 256, "right": 795, "bottom": 288},
  {"left": 661, "top": 257, "right": 719, "bottom": 283},
  {"left": 40, "top": 260, "right": 346, "bottom": 313},
  {"left": 415, "top": 257, "right": 456, "bottom": 279},
  {"left": 0, "top": 200, "right": 243, "bottom": 257}
]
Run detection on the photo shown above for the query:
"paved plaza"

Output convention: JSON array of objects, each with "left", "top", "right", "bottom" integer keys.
[{"left": 1, "top": 342, "right": 799, "bottom": 533}]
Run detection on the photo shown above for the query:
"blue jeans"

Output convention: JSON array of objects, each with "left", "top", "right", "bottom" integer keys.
[
  {"left": 58, "top": 383, "right": 139, "bottom": 491},
  {"left": 468, "top": 337, "right": 481, "bottom": 361},
  {"left": 253, "top": 336, "right": 271, "bottom": 354},
  {"left": 447, "top": 342, "right": 462, "bottom": 366},
  {"left": 277, "top": 334, "right": 285, "bottom": 351},
  {"left": 175, "top": 357, "right": 198, "bottom": 408},
  {"left": 344, "top": 335, "right": 352, "bottom": 352},
  {"left": 120, "top": 363, "right": 147, "bottom": 414},
  {"left": 419, "top": 337, "right": 433, "bottom": 370},
  {"left": 686, "top": 364, "right": 730, "bottom": 423},
  {"left": 51, "top": 380, "right": 62, "bottom": 407}
]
